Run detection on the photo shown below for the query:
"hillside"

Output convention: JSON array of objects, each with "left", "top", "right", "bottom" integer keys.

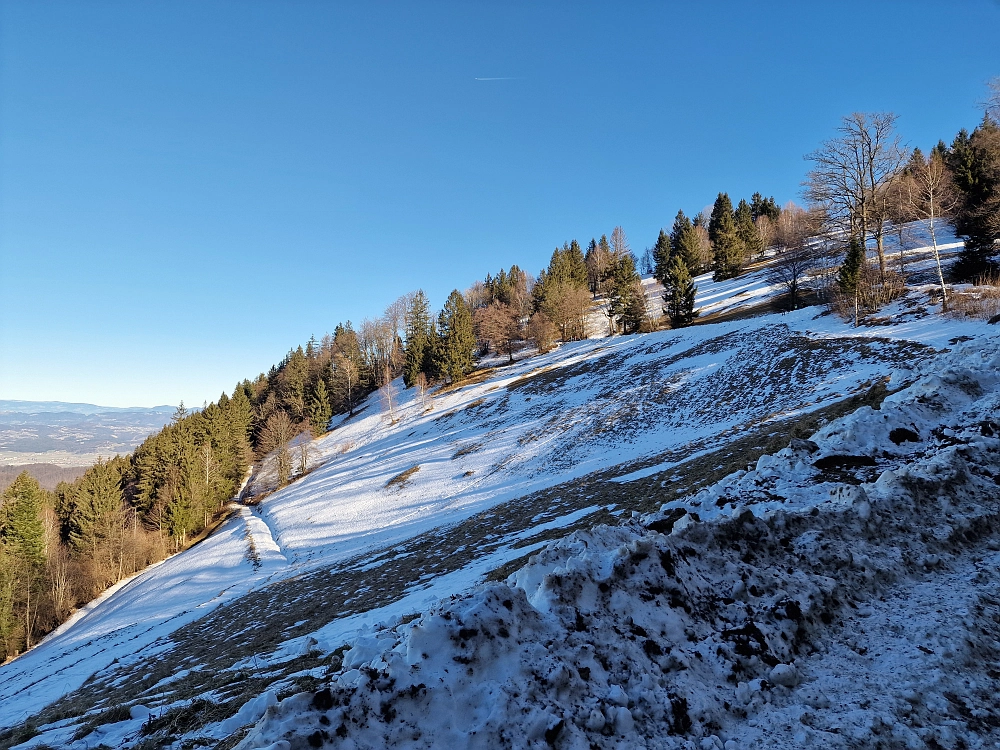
[{"left": 1, "top": 231, "right": 997, "bottom": 749}]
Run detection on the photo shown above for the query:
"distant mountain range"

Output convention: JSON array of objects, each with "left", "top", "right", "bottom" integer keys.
[
  {"left": 0, "top": 400, "right": 175, "bottom": 415},
  {"left": 0, "top": 400, "right": 175, "bottom": 467}
]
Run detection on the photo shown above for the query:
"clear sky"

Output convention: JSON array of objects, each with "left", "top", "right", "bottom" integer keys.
[{"left": 1, "top": 1, "right": 997, "bottom": 408}]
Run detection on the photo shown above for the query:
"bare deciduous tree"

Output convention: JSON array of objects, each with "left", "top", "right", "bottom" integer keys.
[
  {"left": 766, "top": 203, "right": 822, "bottom": 310},
  {"left": 690, "top": 225, "right": 713, "bottom": 272},
  {"left": 610, "top": 226, "right": 631, "bottom": 263},
  {"left": 473, "top": 302, "right": 522, "bottom": 362},
  {"left": 527, "top": 312, "right": 557, "bottom": 353},
  {"left": 380, "top": 379, "right": 397, "bottom": 424},
  {"left": 805, "top": 112, "right": 907, "bottom": 277},
  {"left": 464, "top": 280, "right": 491, "bottom": 311},
  {"left": 539, "top": 281, "right": 592, "bottom": 341},
  {"left": 982, "top": 75, "right": 1000, "bottom": 123},
  {"left": 754, "top": 215, "right": 775, "bottom": 259},
  {"left": 259, "top": 411, "right": 295, "bottom": 486},
  {"left": 896, "top": 151, "right": 960, "bottom": 310}
]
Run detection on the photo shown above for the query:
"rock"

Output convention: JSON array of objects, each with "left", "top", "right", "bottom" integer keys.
[
  {"left": 769, "top": 663, "right": 801, "bottom": 688},
  {"left": 988, "top": 313, "right": 1000, "bottom": 325}
]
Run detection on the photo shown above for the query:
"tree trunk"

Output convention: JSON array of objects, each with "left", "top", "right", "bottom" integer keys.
[{"left": 928, "top": 212, "right": 948, "bottom": 312}]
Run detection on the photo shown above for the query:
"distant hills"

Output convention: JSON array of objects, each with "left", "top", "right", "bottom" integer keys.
[
  {"left": 0, "top": 400, "right": 175, "bottom": 468},
  {"left": 0, "top": 400, "right": 175, "bottom": 416}
]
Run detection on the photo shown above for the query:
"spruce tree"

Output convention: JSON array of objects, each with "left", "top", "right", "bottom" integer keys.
[
  {"left": 403, "top": 290, "right": 432, "bottom": 387},
  {"left": 608, "top": 254, "right": 642, "bottom": 333},
  {"left": 709, "top": 193, "right": 743, "bottom": 281},
  {"left": 308, "top": 378, "right": 333, "bottom": 435},
  {"left": 565, "top": 240, "right": 589, "bottom": 288},
  {"left": 838, "top": 238, "right": 865, "bottom": 326},
  {"left": 750, "top": 192, "right": 781, "bottom": 222},
  {"left": 947, "top": 118, "right": 1000, "bottom": 279},
  {"left": 0, "top": 473, "right": 46, "bottom": 566},
  {"left": 434, "top": 290, "right": 476, "bottom": 382},
  {"left": 68, "top": 459, "right": 125, "bottom": 557},
  {"left": 663, "top": 254, "right": 698, "bottom": 328},
  {"left": 670, "top": 210, "right": 702, "bottom": 274},
  {"left": 735, "top": 198, "right": 762, "bottom": 262},
  {"left": 652, "top": 229, "right": 672, "bottom": 286}
]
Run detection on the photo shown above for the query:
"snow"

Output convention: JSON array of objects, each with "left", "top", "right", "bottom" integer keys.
[
  {"left": 3, "top": 222, "right": 999, "bottom": 748},
  {"left": 235, "top": 331, "right": 1000, "bottom": 749}
]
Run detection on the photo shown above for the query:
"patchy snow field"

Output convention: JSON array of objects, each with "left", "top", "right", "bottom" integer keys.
[
  {"left": 235, "top": 337, "right": 1000, "bottom": 750},
  {"left": 1, "top": 222, "right": 997, "bottom": 749}
]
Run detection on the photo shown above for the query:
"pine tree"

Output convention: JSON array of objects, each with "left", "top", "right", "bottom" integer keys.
[
  {"left": 750, "top": 192, "right": 781, "bottom": 222},
  {"left": 947, "top": 118, "right": 1000, "bottom": 279},
  {"left": 608, "top": 254, "right": 642, "bottom": 334},
  {"left": 434, "top": 290, "right": 476, "bottom": 382},
  {"left": 563, "top": 240, "right": 589, "bottom": 288},
  {"left": 0, "top": 473, "right": 46, "bottom": 566},
  {"left": 735, "top": 198, "right": 762, "bottom": 262},
  {"left": 307, "top": 378, "right": 333, "bottom": 435},
  {"left": 68, "top": 458, "right": 125, "bottom": 557},
  {"left": 838, "top": 238, "right": 865, "bottom": 326},
  {"left": 670, "top": 210, "right": 702, "bottom": 274},
  {"left": 403, "top": 291, "right": 432, "bottom": 387},
  {"left": 709, "top": 193, "right": 743, "bottom": 281},
  {"left": 663, "top": 254, "right": 698, "bottom": 328},
  {"left": 652, "top": 229, "right": 672, "bottom": 285}
]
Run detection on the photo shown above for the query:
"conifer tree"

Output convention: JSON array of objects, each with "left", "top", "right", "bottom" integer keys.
[
  {"left": 947, "top": 118, "right": 1000, "bottom": 279},
  {"left": 670, "top": 210, "right": 702, "bottom": 274},
  {"left": 750, "top": 192, "right": 781, "bottom": 222},
  {"left": 0, "top": 473, "right": 46, "bottom": 566},
  {"left": 584, "top": 238, "right": 610, "bottom": 297},
  {"left": 607, "top": 254, "right": 642, "bottom": 333},
  {"left": 68, "top": 458, "right": 126, "bottom": 557},
  {"left": 434, "top": 290, "right": 476, "bottom": 382},
  {"left": 403, "top": 291, "right": 432, "bottom": 387},
  {"left": 735, "top": 198, "right": 763, "bottom": 262},
  {"left": 838, "top": 238, "right": 865, "bottom": 326},
  {"left": 663, "top": 254, "right": 698, "bottom": 328},
  {"left": 709, "top": 193, "right": 743, "bottom": 281},
  {"left": 652, "top": 229, "right": 672, "bottom": 285},
  {"left": 308, "top": 378, "right": 333, "bottom": 435}
]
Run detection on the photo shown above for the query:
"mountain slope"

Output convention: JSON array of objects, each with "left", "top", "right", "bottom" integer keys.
[
  {"left": 238, "top": 336, "right": 1000, "bottom": 749},
  {"left": 1, "top": 227, "right": 995, "bottom": 748}
]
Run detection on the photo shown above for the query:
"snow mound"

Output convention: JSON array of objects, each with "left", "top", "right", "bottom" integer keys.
[{"left": 235, "top": 334, "right": 1000, "bottom": 748}]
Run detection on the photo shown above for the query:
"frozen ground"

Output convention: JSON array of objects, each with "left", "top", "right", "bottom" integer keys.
[{"left": 1, "top": 222, "right": 997, "bottom": 749}]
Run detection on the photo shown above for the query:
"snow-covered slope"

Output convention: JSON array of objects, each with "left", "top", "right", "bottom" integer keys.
[
  {"left": 1, "top": 223, "right": 996, "bottom": 749},
  {"left": 235, "top": 334, "right": 1000, "bottom": 750}
]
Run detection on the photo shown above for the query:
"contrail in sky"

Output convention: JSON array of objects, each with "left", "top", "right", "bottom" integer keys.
[{"left": 475, "top": 77, "right": 520, "bottom": 81}]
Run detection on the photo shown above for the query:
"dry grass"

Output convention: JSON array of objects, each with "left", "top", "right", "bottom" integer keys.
[
  {"left": 434, "top": 367, "right": 496, "bottom": 395},
  {"left": 948, "top": 277, "right": 1000, "bottom": 321},
  {"left": 452, "top": 442, "right": 483, "bottom": 460},
  {"left": 385, "top": 465, "right": 420, "bottom": 488}
]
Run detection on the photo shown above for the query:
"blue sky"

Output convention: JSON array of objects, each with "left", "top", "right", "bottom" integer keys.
[{"left": 1, "top": 0, "right": 997, "bottom": 407}]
